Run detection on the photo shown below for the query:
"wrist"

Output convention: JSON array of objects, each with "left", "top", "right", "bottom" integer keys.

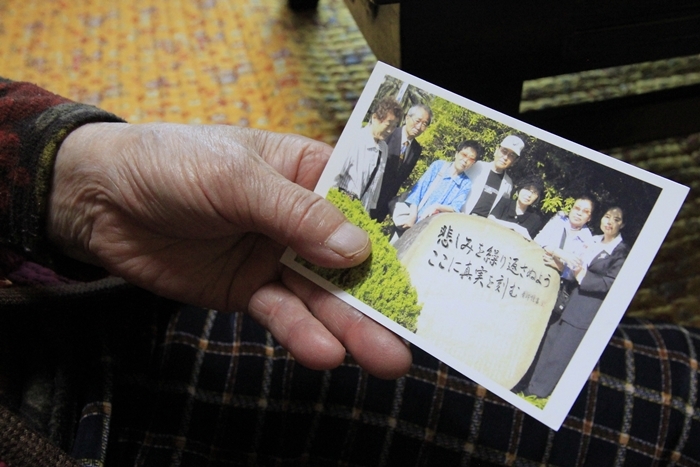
[{"left": 47, "top": 122, "right": 130, "bottom": 264}]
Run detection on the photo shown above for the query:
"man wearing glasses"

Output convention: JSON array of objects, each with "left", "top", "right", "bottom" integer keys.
[
  {"left": 370, "top": 104, "right": 432, "bottom": 221},
  {"left": 461, "top": 134, "right": 524, "bottom": 216}
]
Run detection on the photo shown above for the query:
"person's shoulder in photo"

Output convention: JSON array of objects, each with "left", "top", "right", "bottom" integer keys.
[
  {"left": 462, "top": 134, "right": 524, "bottom": 216},
  {"left": 334, "top": 97, "right": 402, "bottom": 212}
]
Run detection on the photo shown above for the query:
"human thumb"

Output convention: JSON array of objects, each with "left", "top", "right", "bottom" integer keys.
[{"left": 249, "top": 170, "right": 371, "bottom": 269}]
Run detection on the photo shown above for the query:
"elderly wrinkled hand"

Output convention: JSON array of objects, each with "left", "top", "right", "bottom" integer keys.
[{"left": 48, "top": 123, "right": 412, "bottom": 378}]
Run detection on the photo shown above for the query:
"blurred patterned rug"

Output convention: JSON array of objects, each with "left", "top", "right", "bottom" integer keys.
[
  {"left": 0, "top": 0, "right": 698, "bottom": 325},
  {"left": 0, "top": 0, "right": 375, "bottom": 143}
]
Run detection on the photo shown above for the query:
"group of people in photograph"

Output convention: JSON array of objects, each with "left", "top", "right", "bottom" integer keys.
[
  {"left": 335, "top": 96, "right": 631, "bottom": 400},
  {"left": 519, "top": 201, "right": 629, "bottom": 398}
]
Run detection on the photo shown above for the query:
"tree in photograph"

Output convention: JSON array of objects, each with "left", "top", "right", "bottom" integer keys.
[
  {"left": 357, "top": 86, "right": 658, "bottom": 248},
  {"left": 365, "top": 78, "right": 435, "bottom": 126},
  {"left": 300, "top": 189, "right": 423, "bottom": 332},
  {"left": 409, "top": 95, "right": 659, "bottom": 243}
]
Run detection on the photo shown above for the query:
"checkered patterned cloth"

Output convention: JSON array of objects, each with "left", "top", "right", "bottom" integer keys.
[{"left": 101, "top": 305, "right": 700, "bottom": 466}]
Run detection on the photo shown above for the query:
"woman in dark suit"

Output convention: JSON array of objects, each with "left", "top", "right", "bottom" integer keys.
[{"left": 524, "top": 206, "right": 629, "bottom": 398}]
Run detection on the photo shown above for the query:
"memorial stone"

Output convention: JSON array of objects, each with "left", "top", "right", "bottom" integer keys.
[{"left": 395, "top": 213, "right": 558, "bottom": 389}]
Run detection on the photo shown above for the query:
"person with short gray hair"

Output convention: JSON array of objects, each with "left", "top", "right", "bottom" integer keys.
[{"left": 370, "top": 103, "right": 432, "bottom": 221}]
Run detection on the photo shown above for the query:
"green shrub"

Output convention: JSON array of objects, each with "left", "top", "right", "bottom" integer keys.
[
  {"left": 299, "top": 188, "right": 422, "bottom": 332},
  {"left": 516, "top": 392, "right": 549, "bottom": 409}
]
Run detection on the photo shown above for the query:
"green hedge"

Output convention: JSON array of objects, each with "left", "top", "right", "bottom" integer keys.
[{"left": 301, "top": 188, "right": 422, "bottom": 332}]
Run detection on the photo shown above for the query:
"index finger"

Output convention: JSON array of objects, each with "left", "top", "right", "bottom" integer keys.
[{"left": 282, "top": 268, "right": 413, "bottom": 380}]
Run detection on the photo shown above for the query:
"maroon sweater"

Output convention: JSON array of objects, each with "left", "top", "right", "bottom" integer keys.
[{"left": 0, "top": 77, "right": 124, "bottom": 284}]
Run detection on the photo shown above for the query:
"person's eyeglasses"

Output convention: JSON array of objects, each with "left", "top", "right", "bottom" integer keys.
[{"left": 408, "top": 115, "right": 430, "bottom": 128}]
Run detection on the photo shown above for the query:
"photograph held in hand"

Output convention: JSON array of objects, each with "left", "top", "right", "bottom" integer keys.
[{"left": 282, "top": 62, "right": 688, "bottom": 430}]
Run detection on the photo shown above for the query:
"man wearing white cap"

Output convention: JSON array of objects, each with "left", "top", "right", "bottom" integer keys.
[{"left": 460, "top": 134, "right": 524, "bottom": 216}]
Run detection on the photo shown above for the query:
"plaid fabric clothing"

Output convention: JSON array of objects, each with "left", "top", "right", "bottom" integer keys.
[
  {"left": 2, "top": 78, "right": 700, "bottom": 466},
  {"left": 105, "top": 305, "right": 700, "bottom": 466},
  {"left": 0, "top": 279, "right": 172, "bottom": 467}
]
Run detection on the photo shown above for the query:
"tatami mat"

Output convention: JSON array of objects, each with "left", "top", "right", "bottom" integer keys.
[{"left": 0, "top": 0, "right": 374, "bottom": 143}]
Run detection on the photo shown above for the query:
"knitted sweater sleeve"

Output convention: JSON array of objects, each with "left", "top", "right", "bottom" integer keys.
[{"left": 0, "top": 77, "right": 125, "bottom": 262}]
